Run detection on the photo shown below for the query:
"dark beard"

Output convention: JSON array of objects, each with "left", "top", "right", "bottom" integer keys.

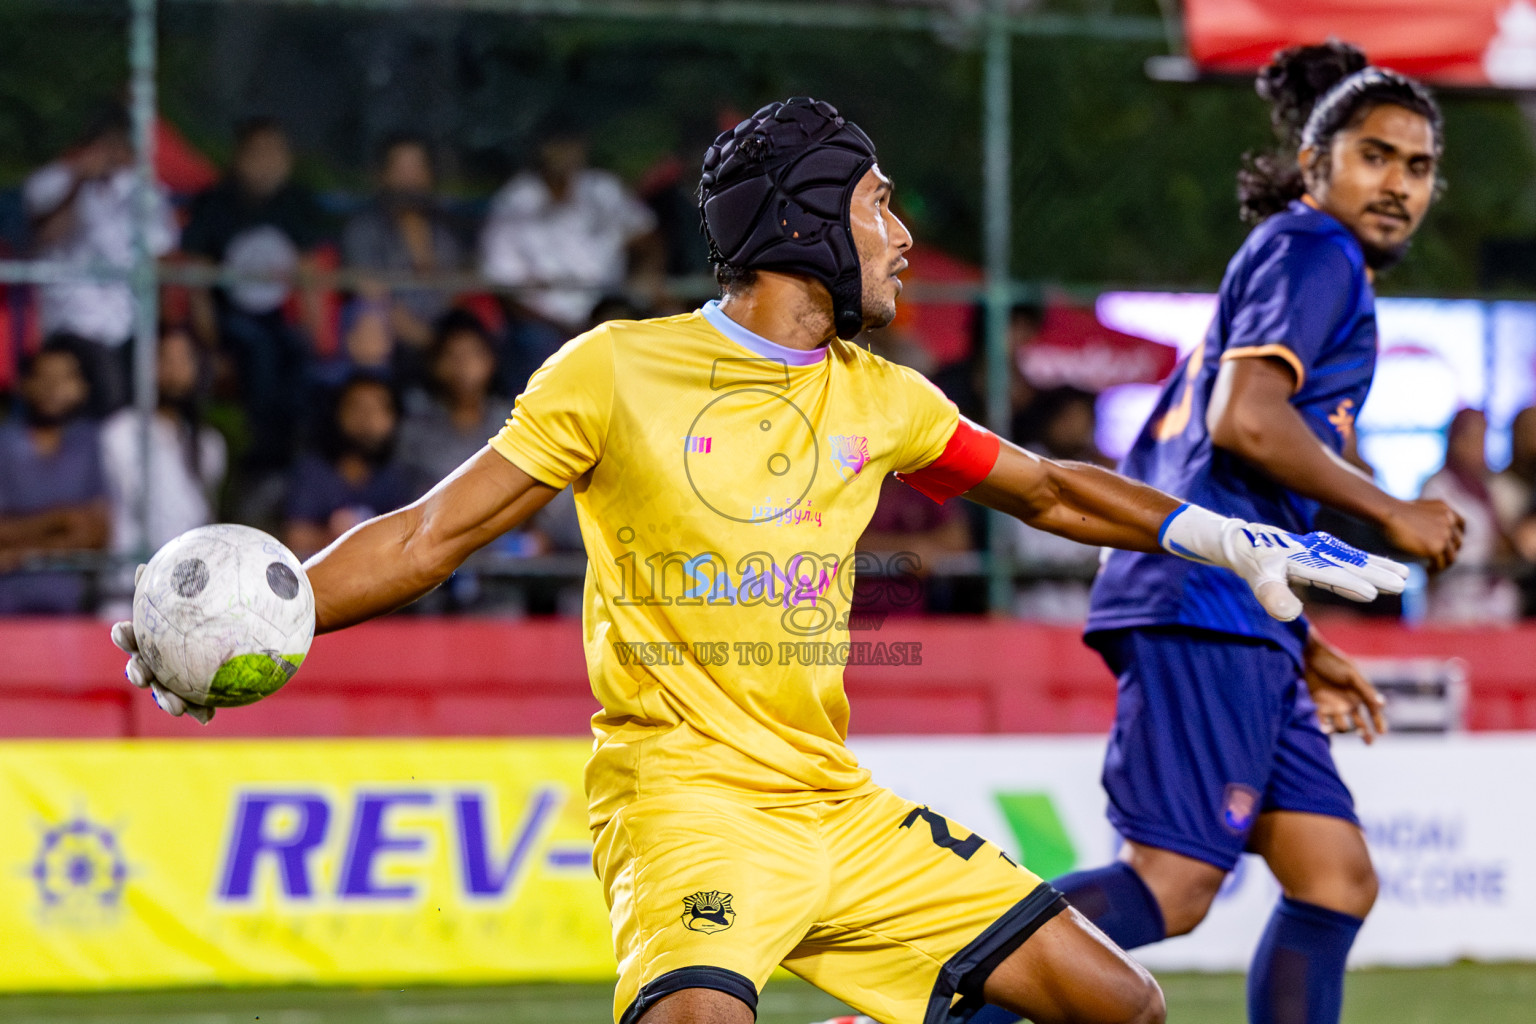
[
  {"left": 380, "top": 189, "right": 437, "bottom": 215},
  {"left": 339, "top": 434, "right": 395, "bottom": 468},
  {"left": 158, "top": 395, "right": 199, "bottom": 421},
  {"left": 23, "top": 405, "right": 75, "bottom": 429},
  {"left": 1360, "top": 237, "right": 1410, "bottom": 271},
  {"left": 860, "top": 279, "right": 897, "bottom": 331}
]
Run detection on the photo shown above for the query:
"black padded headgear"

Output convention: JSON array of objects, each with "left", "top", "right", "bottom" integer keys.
[{"left": 699, "top": 97, "right": 877, "bottom": 341}]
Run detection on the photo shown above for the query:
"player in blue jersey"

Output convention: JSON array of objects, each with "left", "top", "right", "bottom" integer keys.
[{"left": 957, "top": 43, "right": 1466, "bottom": 1024}]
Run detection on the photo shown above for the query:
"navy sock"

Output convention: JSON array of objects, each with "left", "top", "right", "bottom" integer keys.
[
  {"left": 966, "top": 864, "right": 1167, "bottom": 1024},
  {"left": 1247, "top": 896, "right": 1363, "bottom": 1024},
  {"left": 1053, "top": 861, "right": 1168, "bottom": 950}
]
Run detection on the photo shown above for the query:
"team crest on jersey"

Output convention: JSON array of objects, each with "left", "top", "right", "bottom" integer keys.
[
  {"left": 1220, "top": 783, "right": 1260, "bottom": 836},
  {"left": 681, "top": 890, "right": 736, "bottom": 933},
  {"left": 1327, "top": 399, "right": 1357, "bottom": 446},
  {"left": 829, "top": 435, "right": 870, "bottom": 481}
]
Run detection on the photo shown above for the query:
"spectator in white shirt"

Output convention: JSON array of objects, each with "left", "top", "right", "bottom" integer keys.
[
  {"left": 100, "top": 324, "right": 226, "bottom": 559},
  {"left": 23, "top": 106, "right": 177, "bottom": 413},
  {"left": 1420, "top": 408, "right": 1520, "bottom": 623},
  {"left": 1491, "top": 406, "right": 1536, "bottom": 556},
  {"left": 480, "top": 129, "right": 662, "bottom": 360}
]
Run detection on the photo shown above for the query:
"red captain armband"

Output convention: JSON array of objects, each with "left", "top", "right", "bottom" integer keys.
[{"left": 895, "top": 417, "right": 1001, "bottom": 504}]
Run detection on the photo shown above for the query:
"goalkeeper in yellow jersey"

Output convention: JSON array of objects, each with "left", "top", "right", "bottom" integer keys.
[{"left": 116, "top": 98, "right": 1410, "bottom": 1024}]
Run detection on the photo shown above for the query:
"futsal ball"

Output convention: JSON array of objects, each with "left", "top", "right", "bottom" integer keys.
[{"left": 132, "top": 524, "right": 315, "bottom": 707}]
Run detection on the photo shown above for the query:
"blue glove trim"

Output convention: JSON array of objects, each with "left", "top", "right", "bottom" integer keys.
[
  {"left": 1303, "top": 531, "right": 1368, "bottom": 567},
  {"left": 1167, "top": 540, "right": 1210, "bottom": 563},
  {"left": 1157, "top": 503, "right": 1191, "bottom": 550}
]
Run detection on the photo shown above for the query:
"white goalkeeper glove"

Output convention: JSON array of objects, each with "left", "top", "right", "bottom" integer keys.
[
  {"left": 1159, "top": 503, "right": 1409, "bottom": 622},
  {"left": 111, "top": 565, "right": 216, "bottom": 725}
]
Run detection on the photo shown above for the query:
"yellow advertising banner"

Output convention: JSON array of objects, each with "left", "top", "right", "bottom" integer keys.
[{"left": 0, "top": 739, "right": 613, "bottom": 990}]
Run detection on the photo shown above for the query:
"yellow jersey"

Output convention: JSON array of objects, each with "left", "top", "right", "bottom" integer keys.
[{"left": 490, "top": 302, "right": 959, "bottom": 829}]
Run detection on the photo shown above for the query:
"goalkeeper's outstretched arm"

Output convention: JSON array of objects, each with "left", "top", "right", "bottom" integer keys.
[
  {"left": 965, "top": 440, "right": 1180, "bottom": 554},
  {"left": 932, "top": 432, "right": 1408, "bottom": 622},
  {"left": 305, "top": 447, "right": 558, "bottom": 633}
]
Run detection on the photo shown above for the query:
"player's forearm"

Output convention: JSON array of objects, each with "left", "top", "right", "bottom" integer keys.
[
  {"left": 969, "top": 448, "right": 1178, "bottom": 553},
  {"left": 1030, "top": 460, "right": 1182, "bottom": 551},
  {"left": 304, "top": 505, "right": 449, "bottom": 633},
  {"left": 303, "top": 448, "right": 560, "bottom": 633},
  {"left": 1211, "top": 400, "right": 1397, "bottom": 526}
]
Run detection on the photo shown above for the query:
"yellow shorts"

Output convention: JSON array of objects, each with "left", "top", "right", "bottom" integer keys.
[{"left": 594, "top": 786, "right": 1066, "bottom": 1024}]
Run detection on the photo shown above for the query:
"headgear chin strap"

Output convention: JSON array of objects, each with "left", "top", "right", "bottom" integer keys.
[{"left": 700, "top": 97, "right": 877, "bottom": 341}]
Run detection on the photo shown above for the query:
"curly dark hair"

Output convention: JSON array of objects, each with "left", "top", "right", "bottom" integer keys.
[{"left": 1237, "top": 41, "right": 1443, "bottom": 224}]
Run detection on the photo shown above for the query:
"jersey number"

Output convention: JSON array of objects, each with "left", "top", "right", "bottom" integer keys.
[{"left": 900, "top": 806, "right": 985, "bottom": 861}]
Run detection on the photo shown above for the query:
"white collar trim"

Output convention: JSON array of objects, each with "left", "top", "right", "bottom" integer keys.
[{"left": 701, "top": 300, "right": 828, "bottom": 366}]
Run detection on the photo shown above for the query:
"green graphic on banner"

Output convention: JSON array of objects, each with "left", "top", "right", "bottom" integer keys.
[{"left": 994, "top": 792, "right": 1078, "bottom": 879}]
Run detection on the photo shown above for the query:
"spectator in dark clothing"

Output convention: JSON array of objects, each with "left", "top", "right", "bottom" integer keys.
[
  {"left": 396, "top": 311, "right": 573, "bottom": 613},
  {"left": 396, "top": 310, "right": 575, "bottom": 558},
  {"left": 931, "top": 303, "right": 1045, "bottom": 562},
  {"left": 282, "top": 373, "right": 412, "bottom": 560},
  {"left": 930, "top": 302, "right": 1043, "bottom": 443},
  {"left": 397, "top": 310, "right": 509, "bottom": 494},
  {"left": 311, "top": 295, "right": 403, "bottom": 393},
  {"left": 341, "top": 133, "right": 466, "bottom": 359},
  {"left": 183, "top": 117, "right": 327, "bottom": 471},
  {"left": 635, "top": 150, "right": 713, "bottom": 280},
  {"left": 0, "top": 345, "right": 109, "bottom": 612},
  {"left": 1020, "top": 386, "right": 1109, "bottom": 467},
  {"left": 1010, "top": 387, "right": 1109, "bottom": 621}
]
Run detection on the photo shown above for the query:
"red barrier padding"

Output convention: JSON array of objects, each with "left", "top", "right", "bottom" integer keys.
[{"left": 1, "top": 616, "right": 1531, "bottom": 738}]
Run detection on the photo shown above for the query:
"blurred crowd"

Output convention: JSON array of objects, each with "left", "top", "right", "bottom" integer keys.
[
  {"left": 4, "top": 108, "right": 1536, "bottom": 622},
  {"left": 1416, "top": 406, "right": 1536, "bottom": 623}
]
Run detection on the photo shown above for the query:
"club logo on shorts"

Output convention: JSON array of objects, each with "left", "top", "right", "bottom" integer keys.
[
  {"left": 1220, "top": 783, "right": 1260, "bottom": 836},
  {"left": 681, "top": 890, "right": 736, "bottom": 933}
]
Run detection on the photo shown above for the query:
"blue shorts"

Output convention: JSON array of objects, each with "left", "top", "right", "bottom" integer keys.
[{"left": 1089, "top": 626, "right": 1357, "bottom": 872}]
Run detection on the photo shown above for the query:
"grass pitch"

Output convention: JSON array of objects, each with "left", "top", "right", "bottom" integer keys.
[{"left": 1, "top": 964, "right": 1533, "bottom": 1023}]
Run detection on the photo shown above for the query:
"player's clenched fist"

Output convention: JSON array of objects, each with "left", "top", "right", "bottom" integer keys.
[
  {"left": 1381, "top": 497, "right": 1465, "bottom": 572},
  {"left": 1160, "top": 503, "right": 1409, "bottom": 622}
]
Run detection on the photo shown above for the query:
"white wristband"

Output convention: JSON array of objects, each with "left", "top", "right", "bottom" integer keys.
[{"left": 1158, "top": 503, "right": 1235, "bottom": 567}]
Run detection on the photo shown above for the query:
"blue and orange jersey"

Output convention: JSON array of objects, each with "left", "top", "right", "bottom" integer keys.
[{"left": 1087, "top": 200, "right": 1378, "bottom": 662}]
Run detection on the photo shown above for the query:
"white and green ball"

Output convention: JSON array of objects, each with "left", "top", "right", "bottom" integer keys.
[{"left": 132, "top": 524, "right": 315, "bottom": 707}]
